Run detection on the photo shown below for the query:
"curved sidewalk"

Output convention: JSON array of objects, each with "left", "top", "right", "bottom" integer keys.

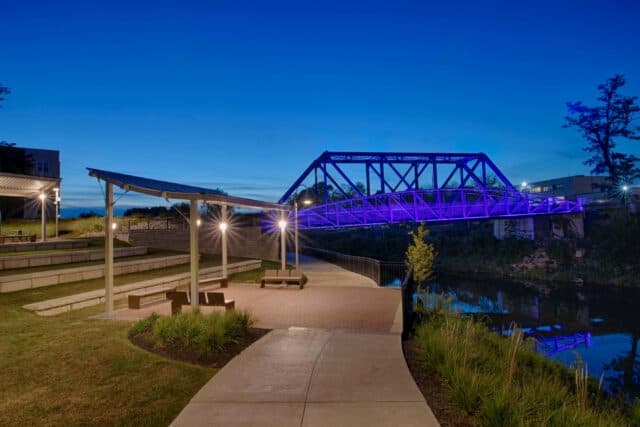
[
  {"left": 295, "top": 254, "right": 378, "bottom": 288},
  {"left": 171, "top": 256, "right": 439, "bottom": 426},
  {"left": 171, "top": 328, "right": 439, "bottom": 427}
]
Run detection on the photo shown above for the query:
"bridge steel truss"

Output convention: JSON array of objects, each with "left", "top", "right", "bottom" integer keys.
[{"left": 279, "top": 151, "right": 583, "bottom": 229}]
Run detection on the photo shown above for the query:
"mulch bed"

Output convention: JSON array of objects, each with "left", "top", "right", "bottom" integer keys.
[
  {"left": 403, "top": 339, "right": 476, "bottom": 427},
  {"left": 130, "top": 327, "right": 270, "bottom": 368}
]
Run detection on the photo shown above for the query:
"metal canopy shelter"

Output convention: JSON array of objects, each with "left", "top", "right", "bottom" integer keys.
[
  {"left": 87, "top": 168, "right": 290, "bottom": 317},
  {"left": 0, "top": 172, "right": 61, "bottom": 241}
]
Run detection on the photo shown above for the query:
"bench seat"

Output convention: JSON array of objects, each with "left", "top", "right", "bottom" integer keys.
[
  {"left": 200, "top": 276, "right": 228, "bottom": 288},
  {"left": 127, "top": 286, "right": 176, "bottom": 309},
  {"left": 260, "top": 269, "right": 304, "bottom": 289},
  {"left": 166, "top": 291, "right": 235, "bottom": 314}
]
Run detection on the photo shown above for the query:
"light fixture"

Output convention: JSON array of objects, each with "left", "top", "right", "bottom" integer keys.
[
  {"left": 302, "top": 199, "right": 313, "bottom": 206},
  {"left": 520, "top": 181, "right": 528, "bottom": 188},
  {"left": 38, "top": 193, "right": 46, "bottom": 201},
  {"left": 111, "top": 222, "right": 117, "bottom": 230},
  {"left": 622, "top": 184, "right": 629, "bottom": 192},
  {"left": 219, "top": 222, "right": 228, "bottom": 232},
  {"left": 196, "top": 218, "right": 202, "bottom": 227},
  {"left": 278, "top": 219, "right": 287, "bottom": 230}
]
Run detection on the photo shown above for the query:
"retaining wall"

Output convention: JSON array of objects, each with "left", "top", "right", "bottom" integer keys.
[
  {"left": 129, "top": 225, "right": 279, "bottom": 262},
  {"left": 22, "top": 259, "right": 262, "bottom": 316},
  {"left": 0, "top": 246, "right": 148, "bottom": 270},
  {"left": 0, "top": 239, "right": 90, "bottom": 254},
  {"left": 0, "top": 254, "right": 191, "bottom": 293}
]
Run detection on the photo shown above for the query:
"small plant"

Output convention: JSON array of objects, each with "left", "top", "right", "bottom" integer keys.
[
  {"left": 630, "top": 399, "right": 640, "bottom": 425},
  {"left": 129, "top": 312, "right": 160, "bottom": 336},
  {"left": 405, "top": 224, "right": 437, "bottom": 285},
  {"left": 504, "top": 323, "right": 524, "bottom": 387}
]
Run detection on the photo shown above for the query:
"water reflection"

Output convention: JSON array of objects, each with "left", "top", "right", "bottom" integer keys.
[{"left": 413, "top": 274, "right": 640, "bottom": 400}]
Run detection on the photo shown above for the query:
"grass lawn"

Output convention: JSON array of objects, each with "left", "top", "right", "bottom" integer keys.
[
  {"left": 1, "top": 217, "right": 107, "bottom": 239},
  {"left": 0, "top": 284, "right": 215, "bottom": 426},
  {"left": 0, "top": 258, "right": 266, "bottom": 425}
]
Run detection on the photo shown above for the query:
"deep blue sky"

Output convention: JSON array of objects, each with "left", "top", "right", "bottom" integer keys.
[{"left": 2, "top": 1, "right": 640, "bottom": 213}]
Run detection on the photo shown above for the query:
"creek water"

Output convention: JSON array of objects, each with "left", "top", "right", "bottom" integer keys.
[{"left": 409, "top": 274, "right": 640, "bottom": 400}]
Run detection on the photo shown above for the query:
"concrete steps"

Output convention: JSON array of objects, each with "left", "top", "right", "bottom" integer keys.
[
  {"left": 23, "top": 259, "right": 261, "bottom": 316},
  {"left": 0, "top": 246, "right": 148, "bottom": 270},
  {"left": 0, "top": 254, "right": 191, "bottom": 293}
]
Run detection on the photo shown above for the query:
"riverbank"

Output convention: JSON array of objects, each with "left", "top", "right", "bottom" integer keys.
[
  {"left": 406, "top": 299, "right": 639, "bottom": 426},
  {"left": 437, "top": 257, "right": 640, "bottom": 288}
]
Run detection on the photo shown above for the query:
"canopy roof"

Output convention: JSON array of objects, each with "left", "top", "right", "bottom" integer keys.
[
  {"left": 87, "top": 168, "right": 287, "bottom": 211},
  {"left": 0, "top": 172, "right": 60, "bottom": 198}
]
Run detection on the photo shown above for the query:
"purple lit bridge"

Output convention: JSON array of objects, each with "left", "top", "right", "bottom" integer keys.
[{"left": 279, "top": 151, "right": 583, "bottom": 229}]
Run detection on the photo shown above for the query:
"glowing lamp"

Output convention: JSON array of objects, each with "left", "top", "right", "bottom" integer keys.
[
  {"left": 196, "top": 218, "right": 202, "bottom": 227},
  {"left": 302, "top": 199, "right": 313, "bottom": 206},
  {"left": 219, "top": 222, "right": 228, "bottom": 232},
  {"left": 622, "top": 185, "right": 629, "bottom": 192},
  {"left": 278, "top": 219, "right": 287, "bottom": 230},
  {"left": 38, "top": 193, "right": 46, "bottom": 201},
  {"left": 520, "top": 181, "right": 528, "bottom": 188},
  {"left": 111, "top": 222, "right": 117, "bottom": 230}
]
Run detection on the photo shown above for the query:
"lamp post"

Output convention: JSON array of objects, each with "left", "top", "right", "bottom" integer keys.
[
  {"left": 54, "top": 187, "right": 60, "bottom": 239},
  {"left": 38, "top": 193, "right": 47, "bottom": 242},
  {"left": 294, "top": 201, "right": 299, "bottom": 269},
  {"left": 220, "top": 205, "right": 228, "bottom": 278},
  {"left": 278, "top": 212, "right": 287, "bottom": 271}
]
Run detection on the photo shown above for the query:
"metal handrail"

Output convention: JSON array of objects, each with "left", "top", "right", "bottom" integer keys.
[{"left": 301, "top": 246, "right": 382, "bottom": 285}]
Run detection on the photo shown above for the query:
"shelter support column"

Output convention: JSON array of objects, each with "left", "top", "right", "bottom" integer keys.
[
  {"left": 294, "top": 202, "right": 299, "bottom": 269},
  {"left": 221, "top": 204, "right": 228, "bottom": 278},
  {"left": 104, "top": 183, "right": 114, "bottom": 316},
  {"left": 190, "top": 199, "right": 199, "bottom": 312},
  {"left": 280, "top": 210, "right": 286, "bottom": 271},
  {"left": 40, "top": 193, "right": 47, "bottom": 242},
  {"left": 54, "top": 187, "right": 60, "bottom": 239}
]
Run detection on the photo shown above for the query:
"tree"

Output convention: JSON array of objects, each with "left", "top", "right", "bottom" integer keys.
[
  {"left": 565, "top": 75, "right": 640, "bottom": 188},
  {"left": 0, "top": 83, "right": 9, "bottom": 107},
  {"left": 405, "top": 224, "right": 437, "bottom": 285}
]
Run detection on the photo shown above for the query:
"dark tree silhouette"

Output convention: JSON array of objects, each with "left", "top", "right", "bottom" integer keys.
[
  {"left": 0, "top": 83, "right": 9, "bottom": 106},
  {"left": 565, "top": 75, "right": 640, "bottom": 187}
]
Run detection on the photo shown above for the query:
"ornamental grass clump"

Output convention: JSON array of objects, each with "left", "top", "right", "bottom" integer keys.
[
  {"left": 130, "top": 310, "right": 252, "bottom": 356},
  {"left": 414, "top": 300, "right": 629, "bottom": 426}
]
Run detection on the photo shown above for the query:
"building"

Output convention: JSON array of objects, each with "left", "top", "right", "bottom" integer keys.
[
  {"left": 0, "top": 146, "right": 60, "bottom": 219},
  {"left": 528, "top": 175, "right": 609, "bottom": 203}
]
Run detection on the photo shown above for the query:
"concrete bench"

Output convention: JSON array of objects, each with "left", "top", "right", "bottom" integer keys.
[
  {"left": 127, "top": 286, "right": 176, "bottom": 309},
  {"left": 260, "top": 269, "right": 304, "bottom": 289},
  {"left": 0, "top": 233, "right": 36, "bottom": 243},
  {"left": 166, "top": 291, "right": 235, "bottom": 314},
  {"left": 200, "top": 276, "right": 228, "bottom": 288}
]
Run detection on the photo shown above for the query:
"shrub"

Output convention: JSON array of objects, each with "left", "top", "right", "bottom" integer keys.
[
  {"left": 413, "top": 301, "right": 628, "bottom": 426},
  {"left": 130, "top": 310, "right": 253, "bottom": 356},
  {"left": 129, "top": 312, "right": 160, "bottom": 336}
]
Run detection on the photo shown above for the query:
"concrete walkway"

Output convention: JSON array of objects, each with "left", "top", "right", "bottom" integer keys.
[
  {"left": 171, "top": 328, "right": 439, "bottom": 427},
  {"left": 171, "top": 256, "right": 439, "bottom": 426},
  {"left": 295, "top": 254, "right": 377, "bottom": 288}
]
